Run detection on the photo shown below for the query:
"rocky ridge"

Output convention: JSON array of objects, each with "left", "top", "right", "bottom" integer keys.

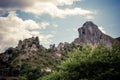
[
  {"left": 73, "top": 21, "right": 118, "bottom": 47},
  {"left": 0, "top": 21, "right": 119, "bottom": 63},
  {"left": 1, "top": 21, "right": 119, "bottom": 64},
  {"left": 0, "top": 37, "right": 45, "bottom": 63},
  {"left": 0, "top": 21, "right": 120, "bottom": 78}
]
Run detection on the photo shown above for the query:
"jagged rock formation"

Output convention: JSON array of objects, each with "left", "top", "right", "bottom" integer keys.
[
  {"left": 0, "top": 21, "right": 119, "bottom": 64},
  {"left": 48, "top": 42, "right": 72, "bottom": 61},
  {"left": 14, "top": 37, "right": 46, "bottom": 61},
  {"left": 56, "top": 42, "right": 72, "bottom": 52},
  {"left": 0, "top": 21, "right": 120, "bottom": 78},
  {"left": 16, "top": 36, "right": 40, "bottom": 51},
  {"left": 1, "top": 21, "right": 119, "bottom": 64},
  {"left": 49, "top": 42, "right": 71, "bottom": 52},
  {"left": 0, "top": 36, "right": 47, "bottom": 77},
  {"left": 73, "top": 21, "right": 117, "bottom": 47},
  {"left": 0, "top": 37, "right": 45, "bottom": 63}
]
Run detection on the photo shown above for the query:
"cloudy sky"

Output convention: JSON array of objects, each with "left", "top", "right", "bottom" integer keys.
[{"left": 0, "top": 0, "right": 120, "bottom": 52}]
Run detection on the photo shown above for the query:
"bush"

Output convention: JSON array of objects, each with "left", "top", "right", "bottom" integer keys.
[
  {"left": 20, "top": 64, "right": 46, "bottom": 80},
  {"left": 40, "top": 44, "right": 120, "bottom": 80}
]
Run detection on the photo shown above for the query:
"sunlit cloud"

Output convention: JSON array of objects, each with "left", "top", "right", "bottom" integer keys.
[
  {"left": 0, "top": 0, "right": 95, "bottom": 18},
  {"left": 0, "top": 11, "right": 53, "bottom": 52}
]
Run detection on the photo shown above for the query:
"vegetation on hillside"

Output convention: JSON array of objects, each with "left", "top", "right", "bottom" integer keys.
[
  {"left": 3, "top": 43, "right": 119, "bottom": 80},
  {"left": 38, "top": 43, "right": 120, "bottom": 80}
]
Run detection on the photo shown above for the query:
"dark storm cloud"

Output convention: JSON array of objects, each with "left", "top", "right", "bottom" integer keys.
[{"left": 0, "top": 0, "right": 32, "bottom": 8}]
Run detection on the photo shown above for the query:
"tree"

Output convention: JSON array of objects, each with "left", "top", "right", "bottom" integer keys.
[{"left": 40, "top": 44, "right": 120, "bottom": 80}]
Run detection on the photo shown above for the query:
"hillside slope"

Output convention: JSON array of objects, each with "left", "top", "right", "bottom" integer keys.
[{"left": 0, "top": 21, "right": 120, "bottom": 80}]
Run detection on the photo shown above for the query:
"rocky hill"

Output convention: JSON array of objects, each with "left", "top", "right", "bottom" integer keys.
[
  {"left": 0, "top": 37, "right": 45, "bottom": 65},
  {"left": 0, "top": 21, "right": 120, "bottom": 79},
  {"left": 73, "top": 21, "right": 118, "bottom": 47}
]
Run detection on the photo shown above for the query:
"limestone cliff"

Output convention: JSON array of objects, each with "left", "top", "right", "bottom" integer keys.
[{"left": 73, "top": 21, "right": 117, "bottom": 47}]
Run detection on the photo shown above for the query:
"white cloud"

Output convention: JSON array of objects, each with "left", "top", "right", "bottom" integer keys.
[
  {"left": 84, "top": 15, "right": 94, "bottom": 20},
  {"left": 51, "top": 23, "right": 58, "bottom": 28},
  {"left": 0, "top": 11, "right": 53, "bottom": 52},
  {"left": 0, "top": 0, "right": 95, "bottom": 18},
  {"left": 24, "top": 2, "right": 94, "bottom": 18},
  {"left": 98, "top": 26, "right": 106, "bottom": 34},
  {"left": 39, "top": 22, "right": 50, "bottom": 29},
  {"left": 53, "top": 0, "right": 82, "bottom": 6}
]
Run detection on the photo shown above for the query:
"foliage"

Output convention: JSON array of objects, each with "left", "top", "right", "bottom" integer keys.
[
  {"left": 20, "top": 64, "right": 47, "bottom": 80},
  {"left": 40, "top": 44, "right": 120, "bottom": 80}
]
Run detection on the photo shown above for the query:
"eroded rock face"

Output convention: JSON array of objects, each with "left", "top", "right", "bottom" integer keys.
[
  {"left": 14, "top": 36, "right": 47, "bottom": 61},
  {"left": 0, "top": 37, "right": 46, "bottom": 77},
  {"left": 0, "top": 36, "right": 45, "bottom": 64},
  {"left": 73, "top": 21, "right": 115, "bottom": 47},
  {"left": 0, "top": 21, "right": 119, "bottom": 65},
  {"left": 16, "top": 36, "right": 40, "bottom": 51}
]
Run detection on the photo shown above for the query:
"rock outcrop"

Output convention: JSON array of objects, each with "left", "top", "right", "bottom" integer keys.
[
  {"left": 0, "top": 37, "right": 47, "bottom": 77},
  {"left": 73, "top": 21, "right": 117, "bottom": 47},
  {"left": 0, "top": 21, "right": 120, "bottom": 78},
  {"left": 16, "top": 36, "right": 40, "bottom": 51},
  {"left": 0, "top": 36, "right": 45, "bottom": 65},
  {"left": 0, "top": 21, "right": 119, "bottom": 63}
]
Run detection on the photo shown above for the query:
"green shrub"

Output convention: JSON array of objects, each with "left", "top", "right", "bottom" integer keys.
[{"left": 40, "top": 44, "right": 120, "bottom": 80}]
